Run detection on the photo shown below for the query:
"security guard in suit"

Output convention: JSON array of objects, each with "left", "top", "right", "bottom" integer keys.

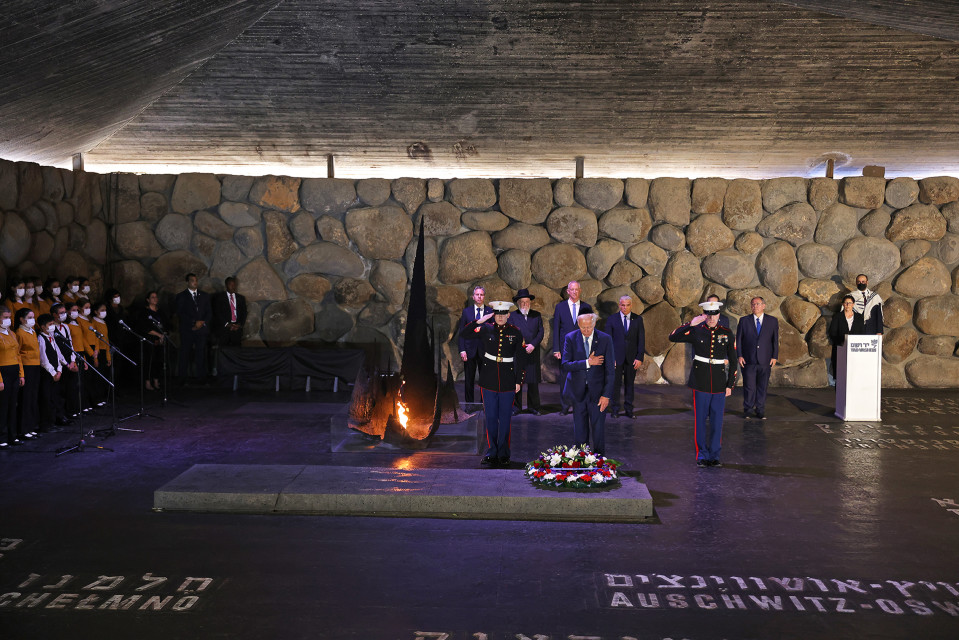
[
  {"left": 464, "top": 301, "right": 526, "bottom": 467},
  {"left": 669, "top": 300, "right": 738, "bottom": 468}
]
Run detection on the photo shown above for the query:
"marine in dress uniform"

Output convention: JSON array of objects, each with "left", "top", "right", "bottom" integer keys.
[
  {"left": 464, "top": 301, "right": 526, "bottom": 466},
  {"left": 669, "top": 301, "right": 739, "bottom": 468}
]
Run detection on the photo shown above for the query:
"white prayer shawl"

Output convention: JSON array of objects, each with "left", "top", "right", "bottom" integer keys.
[{"left": 852, "top": 288, "right": 881, "bottom": 320}]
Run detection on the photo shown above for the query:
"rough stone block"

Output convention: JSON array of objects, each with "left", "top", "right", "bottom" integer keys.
[
  {"left": 448, "top": 178, "right": 496, "bottom": 210},
  {"left": 686, "top": 214, "right": 734, "bottom": 257},
  {"left": 886, "top": 203, "right": 947, "bottom": 242},
  {"left": 598, "top": 207, "right": 651, "bottom": 244},
  {"left": 762, "top": 177, "right": 807, "bottom": 212},
  {"left": 691, "top": 178, "right": 727, "bottom": 214},
  {"left": 574, "top": 178, "right": 624, "bottom": 212},
  {"left": 171, "top": 173, "right": 221, "bottom": 214},
  {"left": 648, "top": 177, "right": 691, "bottom": 226},
  {"left": 300, "top": 178, "right": 356, "bottom": 216},
  {"left": 919, "top": 176, "right": 959, "bottom": 205},
  {"left": 885, "top": 177, "right": 919, "bottom": 209},
  {"left": 251, "top": 176, "right": 301, "bottom": 213},
  {"left": 345, "top": 206, "right": 413, "bottom": 260},
  {"left": 530, "top": 244, "right": 587, "bottom": 289},
  {"left": 438, "top": 231, "right": 498, "bottom": 284},
  {"left": 547, "top": 206, "right": 598, "bottom": 246},
  {"left": 840, "top": 176, "right": 885, "bottom": 209}
]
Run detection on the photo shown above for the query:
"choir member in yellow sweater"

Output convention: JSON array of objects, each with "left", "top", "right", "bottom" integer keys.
[
  {"left": 15, "top": 308, "right": 41, "bottom": 440},
  {"left": 0, "top": 306, "right": 25, "bottom": 447}
]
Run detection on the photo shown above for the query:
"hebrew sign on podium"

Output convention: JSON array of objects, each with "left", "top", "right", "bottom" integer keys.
[{"left": 835, "top": 336, "right": 882, "bottom": 422}]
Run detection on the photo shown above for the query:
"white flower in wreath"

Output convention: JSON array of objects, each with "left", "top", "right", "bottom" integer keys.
[
  {"left": 592, "top": 474, "right": 606, "bottom": 484},
  {"left": 567, "top": 447, "right": 580, "bottom": 458},
  {"left": 566, "top": 475, "right": 578, "bottom": 483},
  {"left": 549, "top": 454, "right": 562, "bottom": 467},
  {"left": 543, "top": 473, "right": 556, "bottom": 481},
  {"left": 584, "top": 454, "right": 597, "bottom": 465}
]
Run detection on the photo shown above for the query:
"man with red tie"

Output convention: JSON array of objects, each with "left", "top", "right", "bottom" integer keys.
[{"left": 213, "top": 277, "right": 248, "bottom": 348}]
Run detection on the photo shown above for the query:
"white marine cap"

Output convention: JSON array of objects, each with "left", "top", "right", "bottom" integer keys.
[
  {"left": 490, "top": 300, "right": 514, "bottom": 314},
  {"left": 698, "top": 300, "right": 723, "bottom": 312}
]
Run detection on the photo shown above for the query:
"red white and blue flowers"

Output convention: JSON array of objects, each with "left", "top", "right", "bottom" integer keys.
[{"left": 525, "top": 444, "right": 621, "bottom": 489}]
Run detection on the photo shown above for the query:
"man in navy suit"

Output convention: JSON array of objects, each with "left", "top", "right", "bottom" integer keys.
[
  {"left": 605, "top": 295, "right": 645, "bottom": 418},
  {"left": 175, "top": 272, "right": 213, "bottom": 381},
  {"left": 552, "top": 281, "right": 592, "bottom": 414},
  {"left": 562, "top": 313, "right": 616, "bottom": 455},
  {"left": 457, "top": 286, "right": 492, "bottom": 403},
  {"left": 736, "top": 296, "right": 779, "bottom": 419},
  {"left": 508, "top": 288, "right": 544, "bottom": 415}
]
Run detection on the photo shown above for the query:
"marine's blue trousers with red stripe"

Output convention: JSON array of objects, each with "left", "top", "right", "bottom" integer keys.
[
  {"left": 692, "top": 389, "right": 726, "bottom": 462},
  {"left": 481, "top": 387, "right": 513, "bottom": 460}
]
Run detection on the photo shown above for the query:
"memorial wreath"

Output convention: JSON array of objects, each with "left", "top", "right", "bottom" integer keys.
[{"left": 525, "top": 444, "right": 621, "bottom": 489}]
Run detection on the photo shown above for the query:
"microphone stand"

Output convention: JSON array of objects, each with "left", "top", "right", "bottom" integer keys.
[
  {"left": 56, "top": 348, "right": 113, "bottom": 456},
  {"left": 87, "top": 327, "right": 140, "bottom": 437},
  {"left": 117, "top": 321, "right": 162, "bottom": 423},
  {"left": 153, "top": 320, "right": 186, "bottom": 407}
]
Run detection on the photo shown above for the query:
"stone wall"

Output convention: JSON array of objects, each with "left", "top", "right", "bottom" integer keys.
[{"left": 1, "top": 158, "right": 958, "bottom": 387}]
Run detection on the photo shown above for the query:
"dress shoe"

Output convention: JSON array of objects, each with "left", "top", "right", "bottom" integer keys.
[
  {"left": 481, "top": 456, "right": 494, "bottom": 466},
  {"left": 529, "top": 408, "right": 541, "bottom": 416},
  {"left": 707, "top": 460, "right": 723, "bottom": 468},
  {"left": 743, "top": 408, "right": 754, "bottom": 418},
  {"left": 756, "top": 411, "right": 766, "bottom": 420},
  {"left": 696, "top": 459, "right": 707, "bottom": 468},
  {"left": 11, "top": 439, "right": 23, "bottom": 446},
  {"left": 624, "top": 411, "right": 634, "bottom": 419},
  {"left": 0, "top": 442, "right": 8, "bottom": 448},
  {"left": 498, "top": 457, "right": 510, "bottom": 466}
]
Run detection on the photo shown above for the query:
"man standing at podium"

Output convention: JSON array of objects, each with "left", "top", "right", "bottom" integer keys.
[
  {"left": 851, "top": 274, "right": 884, "bottom": 335},
  {"left": 736, "top": 296, "right": 778, "bottom": 419}
]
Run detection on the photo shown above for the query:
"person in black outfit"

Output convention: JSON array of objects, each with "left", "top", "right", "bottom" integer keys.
[
  {"left": 174, "top": 273, "right": 212, "bottom": 382},
  {"left": 507, "top": 289, "right": 544, "bottom": 415},
  {"left": 212, "top": 277, "right": 248, "bottom": 347},
  {"left": 456, "top": 286, "right": 492, "bottom": 403},
  {"left": 828, "top": 294, "right": 867, "bottom": 380},
  {"left": 138, "top": 291, "right": 168, "bottom": 391},
  {"left": 50, "top": 303, "right": 79, "bottom": 420},
  {"left": 36, "top": 313, "right": 68, "bottom": 432}
]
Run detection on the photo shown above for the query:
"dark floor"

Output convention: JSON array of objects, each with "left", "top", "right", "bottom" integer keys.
[{"left": 1, "top": 380, "right": 958, "bottom": 640}]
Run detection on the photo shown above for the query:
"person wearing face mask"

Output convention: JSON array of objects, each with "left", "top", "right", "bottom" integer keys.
[
  {"left": 0, "top": 306, "right": 26, "bottom": 448},
  {"left": 9, "top": 278, "right": 30, "bottom": 315},
  {"left": 79, "top": 278, "right": 92, "bottom": 300},
  {"left": 175, "top": 273, "right": 213, "bottom": 383},
  {"left": 73, "top": 300, "right": 98, "bottom": 411},
  {"left": 63, "top": 277, "right": 81, "bottom": 304},
  {"left": 850, "top": 274, "right": 884, "bottom": 335},
  {"left": 104, "top": 289, "right": 132, "bottom": 388},
  {"left": 36, "top": 314, "right": 68, "bottom": 433},
  {"left": 64, "top": 303, "right": 91, "bottom": 416},
  {"left": 90, "top": 302, "right": 113, "bottom": 406},
  {"left": 31, "top": 278, "right": 49, "bottom": 316},
  {"left": 49, "top": 303, "right": 78, "bottom": 424},
  {"left": 22, "top": 278, "right": 39, "bottom": 315},
  {"left": 43, "top": 278, "right": 63, "bottom": 308},
  {"left": 14, "top": 308, "right": 41, "bottom": 441}
]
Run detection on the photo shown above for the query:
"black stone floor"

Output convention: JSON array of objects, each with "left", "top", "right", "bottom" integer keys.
[{"left": 1, "top": 381, "right": 959, "bottom": 640}]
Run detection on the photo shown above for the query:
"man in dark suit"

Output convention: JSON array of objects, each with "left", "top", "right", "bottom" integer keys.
[
  {"left": 736, "top": 296, "right": 779, "bottom": 419},
  {"left": 562, "top": 313, "right": 616, "bottom": 455},
  {"left": 175, "top": 273, "right": 213, "bottom": 381},
  {"left": 508, "top": 288, "right": 544, "bottom": 415},
  {"left": 456, "top": 286, "right": 492, "bottom": 403},
  {"left": 212, "top": 276, "right": 248, "bottom": 347},
  {"left": 606, "top": 295, "right": 646, "bottom": 418},
  {"left": 552, "top": 280, "right": 593, "bottom": 414}
]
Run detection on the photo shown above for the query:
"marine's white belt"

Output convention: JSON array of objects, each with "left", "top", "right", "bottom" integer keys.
[
  {"left": 485, "top": 353, "right": 514, "bottom": 362},
  {"left": 694, "top": 355, "right": 726, "bottom": 364}
]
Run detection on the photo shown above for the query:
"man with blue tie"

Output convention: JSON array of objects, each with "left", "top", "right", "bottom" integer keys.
[
  {"left": 735, "top": 296, "right": 779, "bottom": 419},
  {"left": 457, "top": 286, "right": 492, "bottom": 403},
  {"left": 606, "top": 295, "right": 645, "bottom": 418},
  {"left": 508, "top": 289, "right": 544, "bottom": 415},
  {"left": 552, "top": 281, "right": 592, "bottom": 415},
  {"left": 562, "top": 313, "right": 616, "bottom": 455}
]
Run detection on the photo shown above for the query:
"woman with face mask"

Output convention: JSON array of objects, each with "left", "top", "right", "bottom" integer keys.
[
  {"left": 31, "top": 278, "right": 50, "bottom": 316},
  {"left": 35, "top": 314, "right": 67, "bottom": 433},
  {"left": 67, "top": 302, "right": 95, "bottom": 412},
  {"left": 90, "top": 302, "right": 112, "bottom": 406},
  {"left": 43, "top": 278, "right": 63, "bottom": 307},
  {"left": 9, "top": 278, "right": 30, "bottom": 316},
  {"left": 14, "top": 308, "right": 41, "bottom": 440},
  {"left": 49, "top": 303, "right": 79, "bottom": 423},
  {"left": 0, "top": 306, "right": 25, "bottom": 447},
  {"left": 103, "top": 289, "right": 131, "bottom": 389}
]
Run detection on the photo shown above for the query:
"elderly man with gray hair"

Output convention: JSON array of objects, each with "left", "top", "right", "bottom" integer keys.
[{"left": 561, "top": 312, "right": 616, "bottom": 455}]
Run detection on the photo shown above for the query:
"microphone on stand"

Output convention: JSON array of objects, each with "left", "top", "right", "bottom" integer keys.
[
  {"left": 88, "top": 325, "right": 106, "bottom": 340},
  {"left": 119, "top": 319, "right": 132, "bottom": 331}
]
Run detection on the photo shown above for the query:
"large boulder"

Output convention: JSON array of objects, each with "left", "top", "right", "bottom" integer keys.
[
  {"left": 945, "top": 202, "right": 959, "bottom": 233},
  {"left": 345, "top": 206, "right": 413, "bottom": 259},
  {"left": 284, "top": 242, "right": 365, "bottom": 278},
  {"left": 650, "top": 223, "right": 685, "bottom": 252},
  {"left": 918, "top": 176, "right": 959, "bottom": 205},
  {"left": 914, "top": 295, "right": 959, "bottom": 337},
  {"left": 530, "top": 244, "right": 587, "bottom": 289},
  {"left": 171, "top": 173, "right": 220, "bottom": 213},
  {"left": 492, "top": 223, "right": 551, "bottom": 252},
  {"left": 221, "top": 175, "right": 254, "bottom": 202},
  {"left": 236, "top": 258, "right": 288, "bottom": 302},
  {"left": 0, "top": 212, "right": 32, "bottom": 266},
  {"left": 815, "top": 203, "right": 858, "bottom": 246},
  {"left": 663, "top": 251, "right": 704, "bottom": 308},
  {"left": 315, "top": 215, "right": 350, "bottom": 247},
  {"left": 723, "top": 179, "right": 763, "bottom": 230},
  {"left": 624, "top": 178, "right": 650, "bottom": 208},
  {"left": 84, "top": 219, "right": 108, "bottom": 265},
  {"left": 691, "top": 178, "right": 727, "bottom": 214},
  {"left": 427, "top": 178, "right": 444, "bottom": 202},
  {"left": 29, "top": 231, "right": 55, "bottom": 265},
  {"left": 894, "top": 257, "right": 951, "bottom": 297},
  {"left": 648, "top": 178, "right": 691, "bottom": 226},
  {"left": 726, "top": 286, "right": 778, "bottom": 316},
  {"left": 370, "top": 261, "right": 407, "bottom": 306},
  {"left": 633, "top": 276, "right": 665, "bottom": 305},
  {"left": 314, "top": 303, "right": 354, "bottom": 342},
  {"left": 416, "top": 201, "right": 461, "bottom": 236},
  {"left": 114, "top": 173, "right": 140, "bottom": 223},
  {"left": 264, "top": 210, "right": 298, "bottom": 263},
  {"left": 598, "top": 206, "right": 652, "bottom": 243},
  {"left": 635, "top": 355, "right": 663, "bottom": 384},
  {"left": 234, "top": 226, "right": 264, "bottom": 258},
  {"left": 882, "top": 327, "right": 919, "bottom": 364},
  {"left": 885, "top": 177, "right": 919, "bottom": 209},
  {"left": 607, "top": 260, "right": 644, "bottom": 287},
  {"left": 642, "top": 301, "right": 682, "bottom": 357},
  {"left": 194, "top": 210, "right": 234, "bottom": 240},
  {"left": 806, "top": 316, "right": 832, "bottom": 358},
  {"left": 498, "top": 178, "right": 553, "bottom": 223},
  {"left": 497, "top": 249, "right": 532, "bottom": 290},
  {"left": 757, "top": 202, "right": 816, "bottom": 246},
  {"left": 840, "top": 176, "right": 885, "bottom": 209},
  {"left": 334, "top": 278, "right": 375, "bottom": 307},
  {"left": 462, "top": 210, "right": 510, "bottom": 231},
  {"left": 918, "top": 335, "right": 958, "bottom": 357},
  {"left": 210, "top": 243, "right": 248, "bottom": 280},
  {"left": 886, "top": 203, "right": 947, "bottom": 242},
  {"left": 151, "top": 250, "right": 207, "bottom": 292},
  {"left": 776, "top": 321, "right": 808, "bottom": 364},
  {"left": 356, "top": 178, "right": 392, "bottom": 206},
  {"left": 288, "top": 274, "right": 332, "bottom": 302},
  {"left": 796, "top": 243, "right": 838, "bottom": 278},
  {"left": 17, "top": 163, "right": 43, "bottom": 209},
  {"left": 288, "top": 212, "right": 316, "bottom": 246},
  {"left": 438, "top": 231, "right": 498, "bottom": 284},
  {"left": 448, "top": 178, "right": 496, "bottom": 210},
  {"left": 900, "top": 239, "right": 931, "bottom": 267},
  {"left": 734, "top": 231, "right": 764, "bottom": 255},
  {"left": 882, "top": 296, "right": 912, "bottom": 329},
  {"left": 112, "top": 260, "right": 155, "bottom": 304},
  {"left": 300, "top": 178, "right": 356, "bottom": 216},
  {"left": 837, "top": 236, "right": 901, "bottom": 283},
  {"left": 114, "top": 221, "right": 163, "bottom": 259},
  {"left": 627, "top": 242, "right": 668, "bottom": 275},
  {"left": 797, "top": 278, "right": 842, "bottom": 307},
  {"left": 757, "top": 241, "right": 799, "bottom": 296},
  {"left": 262, "top": 299, "right": 314, "bottom": 344},
  {"left": 859, "top": 206, "right": 892, "bottom": 237},
  {"left": 219, "top": 201, "right": 262, "bottom": 227},
  {"left": 547, "top": 206, "right": 598, "bottom": 246},
  {"left": 155, "top": 213, "right": 193, "bottom": 251},
  {"left": 575, "top": 178, "right": 624, "bottom": 211},
  {"left": 586, "top": 239, "right": 625, "bottom": 280},
  {"left": 808, "top": 178, "right": 839, "bottom": 211},
  {"left": 662, "top": 342, "right": 693, "bottom": 385},
  {"left": 781, "top": 297, "right": 820, "bottom": 333},
  {"left": 391, "top": 178, "right": 426, "bottom": 214},
  {"left": 553, "top": 178, "right": 574, "bottom": 206},
  {"left": 936, "top": 233, "right": 959, "bottom": 264},
  {"left": 250, "top": 176, "right": 300, "bottom": 213},
  {"left": 770, "top": 359, "right": 829, "bottom": 387},
  {"left": 762, "top": 177, "right": 807, "bottom": 212},
  {"left": 905, "top": 356, "right": 959, "bottom": 388},
  {"left": 701, "top": 250, "right": 755, "bottom": 289},
  {"left": 686, "top": 214, "right": 734, "bottom": 257},
  {"left": 0, "top": 160, "right": 17, "bottom": 209}
]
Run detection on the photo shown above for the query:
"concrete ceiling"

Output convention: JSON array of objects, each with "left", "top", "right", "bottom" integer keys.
[{"left": 1, "top": 0, "right": 958, "bottom": 179}]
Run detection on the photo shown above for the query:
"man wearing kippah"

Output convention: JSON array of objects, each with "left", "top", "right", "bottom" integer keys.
[{"left": 669, "top": 300, "right": 738, "bottom": 468}]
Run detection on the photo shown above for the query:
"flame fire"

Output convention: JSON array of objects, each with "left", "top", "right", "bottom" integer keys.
[{"left": 396, "top": 399, "right": 410, "bottom": 429}]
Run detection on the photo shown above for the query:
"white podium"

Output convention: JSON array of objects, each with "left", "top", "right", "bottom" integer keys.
[{"left": 835, "top": 335, "right": 882, "bottom": 421}]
